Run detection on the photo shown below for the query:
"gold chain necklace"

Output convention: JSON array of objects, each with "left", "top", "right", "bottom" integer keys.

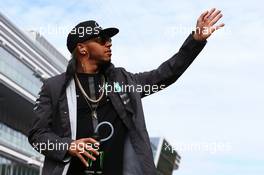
[
  {"left": 74, "top": 73, "right": 105, "bottom": 119},
  {"left": 74, "top": 73, "right": 105, "bottom": 103}
]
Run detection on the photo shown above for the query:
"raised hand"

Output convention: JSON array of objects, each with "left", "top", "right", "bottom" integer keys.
[{"left": 193, "top": 8, "right": 225, "bottom": 41}]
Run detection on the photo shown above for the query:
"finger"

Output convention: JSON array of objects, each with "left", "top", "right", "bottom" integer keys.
[
  {"left": 199, "top": 10, "right": 208, "bottom": 22},
  {"left": 208, "top": 10, "right": 221, "bottom": 22},
  {"left": 82, "top": 150, "right": 97, "bottom": 161},
  {"left": 82, "top": 138, "right": 99, "bottom": 144},
  {"left": 84, "top": 144, "right": 100, "bottom": 156},
  {"left": 77, "top": 139, "right": 100, "bottom": 155},
  {"left": 215, "top": 23, "right": 225, "bottom": 30},
  {"left": 204, "top": 8, "right": 216, "bottom": 19},
  {"left": 211, "top": 23, "right": 225, "bottom": 33},
  {"left": 76, "top": 153, "right": 89, "bottom": 167},
  {"left": 209, "top": 13, "right": 223, "bottom": 26},
  {"left": 77, "top": 144, "right": 99, "bottom": 160}
]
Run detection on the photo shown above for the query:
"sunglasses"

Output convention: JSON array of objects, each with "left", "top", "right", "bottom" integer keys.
[{"left": 90, "top": 36, "right": 112, "bottom": 45}]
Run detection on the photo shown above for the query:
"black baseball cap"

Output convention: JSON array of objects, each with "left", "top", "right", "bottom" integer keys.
[{"left": 67, "top": 20, "right": 119, "bottom": 53}]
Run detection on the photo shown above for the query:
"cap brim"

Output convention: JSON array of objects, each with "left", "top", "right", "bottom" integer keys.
[{"left": 99, "top": 27, "right": 119, "bottom": 37}]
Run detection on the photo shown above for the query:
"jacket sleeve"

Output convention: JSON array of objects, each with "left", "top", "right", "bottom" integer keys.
[
  {"left": 128, "top": 33, "right": 207, "bottom": 98},
  {"left": 28, "top": 79, "right": 73, "bottom": 162}
]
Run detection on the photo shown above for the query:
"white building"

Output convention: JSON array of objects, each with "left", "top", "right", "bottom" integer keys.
[{"left": 0, "top": 12, "right": 68, "bottom": 175}]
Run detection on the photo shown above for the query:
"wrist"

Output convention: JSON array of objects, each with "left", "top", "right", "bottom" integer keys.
[{"left": 192, "top": 32, "right": 205, "bottom": 41}]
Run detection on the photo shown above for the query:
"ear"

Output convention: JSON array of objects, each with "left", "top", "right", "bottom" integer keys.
[{"left": 77, "top": 43, "right": 87, "bottom": 55}]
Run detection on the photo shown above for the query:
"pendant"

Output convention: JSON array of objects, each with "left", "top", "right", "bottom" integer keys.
[{"left": 91, "top": 111, "right": 97, "bottom": 119}]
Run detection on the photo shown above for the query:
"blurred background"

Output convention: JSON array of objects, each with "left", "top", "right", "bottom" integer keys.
[{"left": 0, "top": 0, "right": 263, "bottom": 175}]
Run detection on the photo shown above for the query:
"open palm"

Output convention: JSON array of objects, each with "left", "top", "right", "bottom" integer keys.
[{"left": 193, "top": 8, "right": 225, "bottom": 41}]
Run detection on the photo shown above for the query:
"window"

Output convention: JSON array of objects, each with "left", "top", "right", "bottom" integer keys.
[{"left": 0, "top": 47, "right": 42, "bottom": 96}]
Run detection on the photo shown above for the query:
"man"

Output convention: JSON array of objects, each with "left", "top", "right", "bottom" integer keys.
[{"left": 28, "top": 8, "right": 224, "bottom": 175}]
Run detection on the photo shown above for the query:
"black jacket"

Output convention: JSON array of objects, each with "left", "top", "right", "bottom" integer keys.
[{"left": 28, "top": 34, "right": 206, "bottom": 175}]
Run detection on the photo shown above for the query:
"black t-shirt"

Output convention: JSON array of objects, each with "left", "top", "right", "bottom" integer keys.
[{"left": 67, "top": 73, "right": 127, "bottom": 175}]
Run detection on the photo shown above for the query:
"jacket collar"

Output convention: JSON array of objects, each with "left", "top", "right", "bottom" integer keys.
[{"left": 66, "top": 58, "right": 115, "bottom": 76}]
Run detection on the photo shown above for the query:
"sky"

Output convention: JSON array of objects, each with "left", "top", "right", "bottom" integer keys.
[{"left": 1, "top": 0, "right": 264, "bottom": 174}]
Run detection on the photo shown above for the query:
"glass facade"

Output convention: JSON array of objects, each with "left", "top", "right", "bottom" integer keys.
[
  {"left": 0, "top": 123, "right": 41, "bottom": 158},
  {"left": 0, "top": 12, "right": 67, "bottom": 175},
  {"left": 0, "top": 123, "right": 42, "bottom": 175},
  {"left": 0, "top": 156, "right": 39, "bottom": 175},
  {"left": 0, "top": 47, "right": 43, "bottom": 96}
]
